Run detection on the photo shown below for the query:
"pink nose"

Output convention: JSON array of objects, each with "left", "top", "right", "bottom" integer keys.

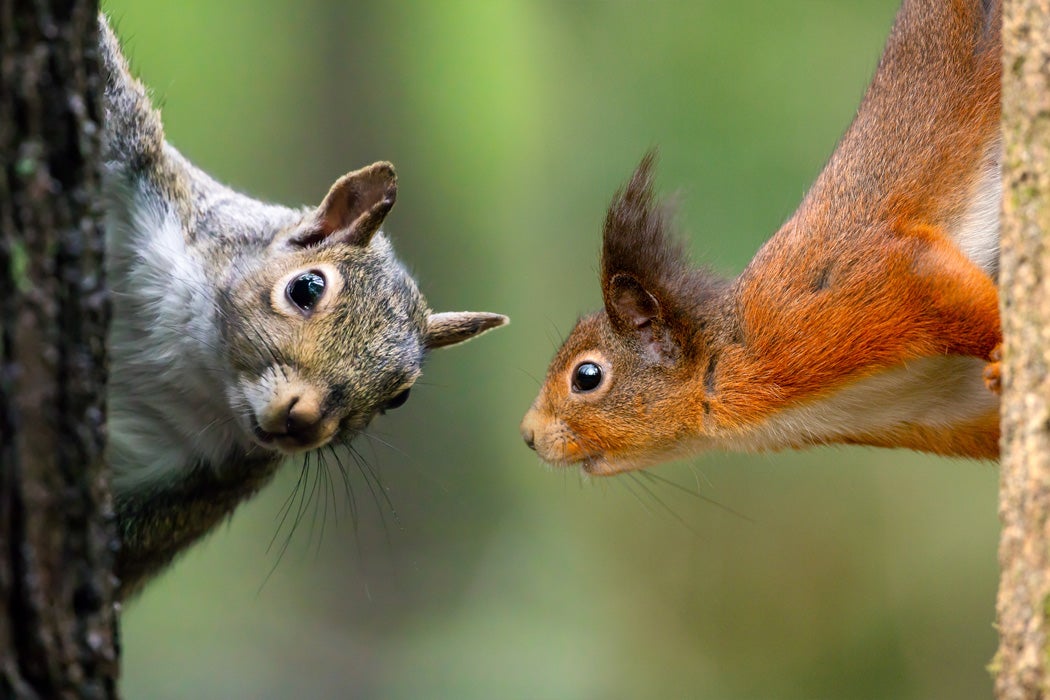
[
  {"left": 284, "top": 396, "right": 323, "bottom": 440},
  {"left": 258, "top": 389, "right": 326, "bottom": 445}
]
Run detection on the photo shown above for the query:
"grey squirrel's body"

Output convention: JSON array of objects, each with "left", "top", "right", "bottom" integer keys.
[{"left": 98, "top": 16, "right": 506, "bottom": 597}]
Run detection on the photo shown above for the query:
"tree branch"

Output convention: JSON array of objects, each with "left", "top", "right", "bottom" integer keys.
[
  {"left": 0, "top": 1, "right": 120, "bottom": 696},
  {"left": 996, "top": 0, "right": 1050, "bottom": 697}
]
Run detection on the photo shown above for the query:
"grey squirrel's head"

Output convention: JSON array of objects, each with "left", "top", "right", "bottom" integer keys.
[{"left": 219, "top": 161, "right": 507, "bottom": 454}]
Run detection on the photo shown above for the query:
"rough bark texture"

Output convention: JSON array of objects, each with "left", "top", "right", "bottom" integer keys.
[
  {"left": 0, "top": 1, "right": 119, "bottom": 698},
  {"left": 996, "top": 0, "right": 1050, "bottom": 698}
]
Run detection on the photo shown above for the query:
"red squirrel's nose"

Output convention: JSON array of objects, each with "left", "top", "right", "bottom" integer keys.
[{"left": 520, "top": 410, "right": 539, "bottom": 451}]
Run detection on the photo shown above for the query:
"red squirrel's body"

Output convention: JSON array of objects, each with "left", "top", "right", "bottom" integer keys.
[{"left": 521, "top": 0, "right": 1002, "bottom": 474}]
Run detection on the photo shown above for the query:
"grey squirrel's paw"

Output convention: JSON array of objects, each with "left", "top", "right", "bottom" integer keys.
[{"left": 983, "top": 343, "right": 1002, "bottom": 395}]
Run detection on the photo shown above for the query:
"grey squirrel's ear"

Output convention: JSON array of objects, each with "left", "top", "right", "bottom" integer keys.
[
  {"left": 425, "top": 312, "right": 509, "bottom": 350},
  {"left": 293, "top": 161, "right": 397, "bottom": 248}
]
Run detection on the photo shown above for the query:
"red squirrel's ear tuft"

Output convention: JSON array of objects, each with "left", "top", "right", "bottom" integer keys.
[
  {"left": 601, "top": 152, "right": 720, "bottom": 359},
  {"left": 292, "top": 161, "right": 398, "bottom": 248}
]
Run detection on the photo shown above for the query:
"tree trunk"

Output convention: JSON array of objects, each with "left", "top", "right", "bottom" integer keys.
[
  {"left": 0, "top": 1, "right": 119, "bottom": 698},
  {"left": 995, "top": 1, "right": 1050, "bottom": 698}
]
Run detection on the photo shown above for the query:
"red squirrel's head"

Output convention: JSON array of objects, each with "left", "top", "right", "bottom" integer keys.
[{"left": 521, "top": 154, "right": 728, "bottom": 475}]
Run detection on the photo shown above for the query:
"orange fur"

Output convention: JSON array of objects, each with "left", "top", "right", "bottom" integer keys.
[{"left": 521, "top": 0, "right": 1003, "bottom": 473}]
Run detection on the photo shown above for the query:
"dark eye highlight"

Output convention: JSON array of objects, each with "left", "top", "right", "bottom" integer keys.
[
  {"left": 572, "top": 362, "right": 603, "bottom": 393},
  {"left": 286, "top": 271, "right": 326, "bottom": 312}
]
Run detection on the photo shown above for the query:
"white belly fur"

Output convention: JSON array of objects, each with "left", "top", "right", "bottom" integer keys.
[{"left": 723, "top": 355, "right": 997, "bottom": 452}]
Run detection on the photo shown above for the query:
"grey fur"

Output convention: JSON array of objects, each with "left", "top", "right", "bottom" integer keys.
[{"left": 98, "top": 15, "right": 507, "bottom": 597}]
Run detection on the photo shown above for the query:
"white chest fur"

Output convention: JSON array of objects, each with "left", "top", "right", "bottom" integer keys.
[{"left": 104, "top": 179, "right": 252, "bottom": 495}]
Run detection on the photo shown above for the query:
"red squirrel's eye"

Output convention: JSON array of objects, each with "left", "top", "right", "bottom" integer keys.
[{"left": 572, "top": 362, "right": 603, "bottom": 392}]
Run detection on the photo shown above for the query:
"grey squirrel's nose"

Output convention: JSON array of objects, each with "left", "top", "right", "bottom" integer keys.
[
  {"left": 284, "top": 395, "right": 323, "bottom": 441},
  {"left": 258, "top": 389, "right": 326, "bottom": 447}
]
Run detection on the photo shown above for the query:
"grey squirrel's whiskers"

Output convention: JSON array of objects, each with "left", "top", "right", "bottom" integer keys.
[{"left": 100, "top": 13, "right": 507, "bottom": 598}]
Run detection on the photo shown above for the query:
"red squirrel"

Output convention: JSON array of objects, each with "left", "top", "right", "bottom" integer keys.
[{"left": 520, "top": 0, "right": 1002, "bottom": 475}]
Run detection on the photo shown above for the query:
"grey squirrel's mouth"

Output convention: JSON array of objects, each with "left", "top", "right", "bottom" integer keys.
[
  {"left": 252, "top": 424, "right": 278, "bottom": 445},
  {"left": 249, "top": 418, "right": 336, "bottom": 454}
]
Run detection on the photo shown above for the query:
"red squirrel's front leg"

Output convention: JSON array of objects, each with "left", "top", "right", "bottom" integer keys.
[{"left": 984, "top": 344, "right": 1003, "bottom": 394}]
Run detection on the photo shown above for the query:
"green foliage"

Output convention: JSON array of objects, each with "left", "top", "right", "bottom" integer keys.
[{"left": 105, "top": 1, "right": 997, "bottom": 698}]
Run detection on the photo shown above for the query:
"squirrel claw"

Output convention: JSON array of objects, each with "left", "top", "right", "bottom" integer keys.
[{"left": 983, "top": 344, "right": 1002, "bottom": 395}]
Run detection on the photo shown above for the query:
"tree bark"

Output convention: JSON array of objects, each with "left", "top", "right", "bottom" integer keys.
[
  {"left": 995, "top": 1, "right": 1050, "bottom": 698},
  {"left": 0, "top": 1, "right": 119, "bottom": 698}
]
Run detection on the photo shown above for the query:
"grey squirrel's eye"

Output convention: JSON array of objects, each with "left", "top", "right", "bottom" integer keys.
[
  {"left": 572, "top": 362, "right": 603, "bottom": 392},
  {"left": 286, "top": 271, "right": 326, "bottom": 312},
  {"left": 382, "top": 387, "right": 411, "bottom": 412}
]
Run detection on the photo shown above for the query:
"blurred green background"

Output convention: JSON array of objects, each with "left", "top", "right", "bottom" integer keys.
[{"left": 101, "top": 1, "right": 999, "bottom": 698}]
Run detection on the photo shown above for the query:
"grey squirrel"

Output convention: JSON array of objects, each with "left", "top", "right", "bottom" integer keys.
[{"left": 98, "top": 15, "right": 507, "bottom": 597}]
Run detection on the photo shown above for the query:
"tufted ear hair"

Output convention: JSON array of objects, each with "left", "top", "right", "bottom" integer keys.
[
  {"left": 425, "top": 311, "right": 509, "bottom": 350},
  {"left": 600, "top": 152, "right": 725, "bottom": 362},
  {"left": 600, "top": 153, "right": 686, "bottom": 360},
  {"left": 290, "top": 161, "right": 398, "bottom": 248}
]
